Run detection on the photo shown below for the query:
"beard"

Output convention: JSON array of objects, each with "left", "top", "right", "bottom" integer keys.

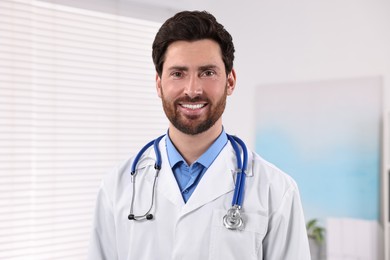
[{"left": 160, "top": 87, "right": 228, "bottom": 135}]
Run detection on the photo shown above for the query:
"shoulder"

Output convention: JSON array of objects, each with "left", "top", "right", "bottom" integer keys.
[
  {"left": 248, "top": 151, "right": 301, "bottom": 214},
  {"left": 102, "top": 144, "right": 158, "bottom": 190},
  {"left": 250, "top": 151, "right": 297, "bottom": 187},
  {"left": 98, "top": 157, "right": 133, "bottom": 202}
]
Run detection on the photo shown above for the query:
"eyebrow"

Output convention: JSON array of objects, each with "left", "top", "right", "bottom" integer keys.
[
  {"left": 199, "top": 65, "right": 219, "bottom": 71},
  {"left": 167, "top": 64, "right": 219, "bottom": 71},
  {"left": 167, "top": 66, "right": 188, "bottom": 71}
]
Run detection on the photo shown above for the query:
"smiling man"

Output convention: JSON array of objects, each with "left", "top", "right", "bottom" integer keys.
[
  {"left": 156, "top": 39, "right": 235, "bottom": 164},
  {"left": 88, "top": 11, "right": 311, "bottom": 260}
]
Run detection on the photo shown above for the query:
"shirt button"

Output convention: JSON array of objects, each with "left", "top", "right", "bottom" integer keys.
[{"left": 183, "top": 190, "right": 189, "bottom": 194}]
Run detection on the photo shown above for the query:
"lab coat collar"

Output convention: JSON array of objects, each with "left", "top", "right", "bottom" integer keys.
[
  {"left": 141, "top": 135, "right": 253, "bottom": 216},
  {"left": 181, "top": 144, "right": 236, "bottom": 216},
  {"left": 142, "top": 136, "right": 185, "bottom": 207}
]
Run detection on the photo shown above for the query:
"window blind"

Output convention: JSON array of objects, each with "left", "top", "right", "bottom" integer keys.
[{"left": 0, "top": 0, "right": 166, "bottom": 259}]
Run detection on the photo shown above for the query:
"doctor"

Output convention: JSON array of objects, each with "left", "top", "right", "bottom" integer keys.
[{"left": 88, "top": 10, "right": 311, "bottom": 260}]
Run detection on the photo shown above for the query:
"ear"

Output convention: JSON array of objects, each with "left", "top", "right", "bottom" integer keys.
[
  {"left": 156, "top": 73, "right": 162, "bottom": 98},
  {"left": 226, "top": 69, "right": 236, "bottom": 96}
]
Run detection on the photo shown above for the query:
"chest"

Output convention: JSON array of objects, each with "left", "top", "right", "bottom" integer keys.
[{"left": 113, "top": 174, "right": 268, "bottom": 260}]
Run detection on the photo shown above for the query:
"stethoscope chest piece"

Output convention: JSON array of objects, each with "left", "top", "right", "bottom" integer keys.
[{"left": 223, "top": 205, "right": 244, "bottom": 230}]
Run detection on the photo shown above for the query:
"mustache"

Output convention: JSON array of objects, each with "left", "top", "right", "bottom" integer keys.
[{"left": 175, "top": 96, "right": 209, "bottom": 103}]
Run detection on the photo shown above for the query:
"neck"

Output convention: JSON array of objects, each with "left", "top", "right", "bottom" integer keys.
[{"left": 168, "top": 121, "right": 223, "bottom": 165}]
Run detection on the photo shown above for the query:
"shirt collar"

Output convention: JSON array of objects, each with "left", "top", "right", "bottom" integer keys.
[{"left": 166, "top": 128, "right": 228, "bottom": 169}]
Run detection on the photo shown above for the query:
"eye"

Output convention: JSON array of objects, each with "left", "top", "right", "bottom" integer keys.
[
  {"left": 171, "top": 71, "right": 183, "bottom": 78},
  {"left": 201, "top": 70, "right": 216, "bottom": 77}
]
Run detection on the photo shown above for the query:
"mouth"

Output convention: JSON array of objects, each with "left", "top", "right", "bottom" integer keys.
[
  {"left": 180, "top": 103, "right": 207, "bottom": 110},
  {"left": 178, "top": 102, "right": 208, "bottom": 118}
]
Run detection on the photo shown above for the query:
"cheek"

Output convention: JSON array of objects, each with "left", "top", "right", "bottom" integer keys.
[
  {"left": 159, "top": 86, "right": 177, "bottom": 103},
  {"left": 160, "top": 81, "right": 183, "bottom": 98},
  {"left": 210, "top": 83, "right": 229, "bottom": 98}
]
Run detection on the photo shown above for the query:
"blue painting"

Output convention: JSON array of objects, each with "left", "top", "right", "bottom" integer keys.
[{"left": 255, "top": 77, "right": 382, "bottom": 221}]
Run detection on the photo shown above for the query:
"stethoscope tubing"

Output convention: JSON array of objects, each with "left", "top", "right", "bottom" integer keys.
[
  {"left": 129, "top": 134, "right": 164, "bottom": 221},
  {"left": 129, "top": 133, "right": 248, "bottom": 229},
  {"left": 227, "top": 135, "right": 248, "bottom": 207},
  {"left": 131, "top": 134, "right": 165, "bottom": 174}
]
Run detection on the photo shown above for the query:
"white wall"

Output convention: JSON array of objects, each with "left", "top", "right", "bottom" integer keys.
[
  {"left": 204, "top": 1, "right": 390, "bottom": 149},
  {"left": 48, "top": 0, "right": 390, "bottom": 149}
]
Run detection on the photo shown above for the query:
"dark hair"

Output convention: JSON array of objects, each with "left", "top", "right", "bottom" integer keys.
[{"left": 152, "top": 11, "right": 235, "bottom": 76}]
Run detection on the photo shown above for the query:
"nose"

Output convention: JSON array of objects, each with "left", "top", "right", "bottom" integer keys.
[{"left": 184, "top": 76, "right": 202, "bottom": 98}]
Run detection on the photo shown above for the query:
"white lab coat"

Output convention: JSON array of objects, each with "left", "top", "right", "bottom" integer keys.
[{"left": 88, "top": 136, "right": 311, "bottom": 260}]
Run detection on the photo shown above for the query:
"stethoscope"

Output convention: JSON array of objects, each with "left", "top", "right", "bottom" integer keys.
[{"left": 128, "top": 133, "right": 248, "bottom": 231}]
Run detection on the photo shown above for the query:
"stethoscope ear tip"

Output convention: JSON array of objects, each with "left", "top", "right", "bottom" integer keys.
[{"left": 128, "top": 214, "right": 154, "bottom": 221}]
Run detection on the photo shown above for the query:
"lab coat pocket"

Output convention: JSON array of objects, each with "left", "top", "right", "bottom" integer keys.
[{"left": 209, "top": 209, "right": 268, "bottom": 260}]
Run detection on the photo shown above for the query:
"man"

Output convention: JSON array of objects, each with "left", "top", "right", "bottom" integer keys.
[{"left": 88, "top": 10, "right": 311, "bottom": 260}]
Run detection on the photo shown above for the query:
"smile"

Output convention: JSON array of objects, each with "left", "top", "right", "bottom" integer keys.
[{"left": 180, "top": 103, "right": 206, "bottom": 110}]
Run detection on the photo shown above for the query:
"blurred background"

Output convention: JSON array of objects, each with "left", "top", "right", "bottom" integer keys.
[{"left": 1, "top": 0, "right": 389, "bottom": 259}]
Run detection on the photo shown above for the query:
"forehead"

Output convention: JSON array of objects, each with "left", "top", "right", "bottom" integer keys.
[{"left": 163, "top": 39, "right": 224, "bottom": 68}]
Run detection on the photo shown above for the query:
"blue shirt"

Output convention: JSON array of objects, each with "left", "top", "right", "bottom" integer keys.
[{"left": 166, "top": 130, "right": 228, "bottom": 203}]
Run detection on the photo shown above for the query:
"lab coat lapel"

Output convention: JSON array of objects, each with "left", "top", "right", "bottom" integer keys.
[
  {"left": 181, "top": 145, "right": 236, "bottom": 216},
  {"left": 145, "top": 136, "right": 185, "bottom": 207}
]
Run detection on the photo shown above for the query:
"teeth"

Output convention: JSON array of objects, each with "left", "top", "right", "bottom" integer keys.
[{"left": 181, "top": 104, "right": 205, "bottom": 110}]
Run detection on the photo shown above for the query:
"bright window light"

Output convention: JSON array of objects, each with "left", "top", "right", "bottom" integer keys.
[{"left": 0, "top": 0, "right": 166, "bottom": 259}]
